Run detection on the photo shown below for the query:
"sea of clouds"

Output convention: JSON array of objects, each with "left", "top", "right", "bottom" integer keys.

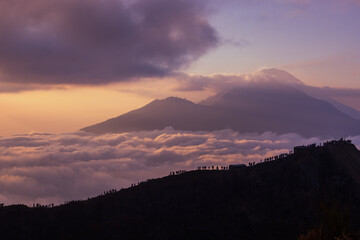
[{"left": 0, "top": 128, "right": 359, "bottom": 205}]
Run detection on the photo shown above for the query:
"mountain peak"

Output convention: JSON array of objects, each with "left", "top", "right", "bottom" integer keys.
[
  {"left": 146, "top": 96, "right": 195, "bottom": 107},
  {"left": 260, "top": 68, "right": 304, "bottom": 85},
  {"left": 161, "top": 96, "right": 194, "bottom": 104}
]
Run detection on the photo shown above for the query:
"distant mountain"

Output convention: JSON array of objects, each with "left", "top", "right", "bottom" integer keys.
[
  {"left": 81, "top": 97, "right": 224, "bottom": 133},
  {"left": 0, "top": 140, "right": 359, "bottom": 239},
  {"left": 252, "top": 69, "right": 360, "bottom": 118},
  {"left": 273, "top": 77, "right": 360, "bottom": 120},
  {"left": 326, "top": 99, "right": 360, "bottom": 120},
  {"left": 82, "top": 81, "right": 360, "bottom": 138},
  {"left": 199, "top": 81, "right": 360, "bottom": 137}
]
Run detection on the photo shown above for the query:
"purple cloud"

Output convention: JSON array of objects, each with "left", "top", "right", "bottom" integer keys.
[{"left": 0, "top": 0, "right": 218, "bottom": 85}]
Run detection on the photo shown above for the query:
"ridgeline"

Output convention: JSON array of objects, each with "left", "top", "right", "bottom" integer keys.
[{"left": 0, "top": 140, "right": 360, "bottom": 240}]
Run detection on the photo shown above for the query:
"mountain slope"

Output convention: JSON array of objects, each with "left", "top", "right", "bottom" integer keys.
[
  {"left": 0, "top": 141, "right": 359, "bottom": 240},
  {"left": 325, "top": 98, "right": 360, "bottom": 120},
  {"left": 199, "top": 81, "right": 360, "bottom": 137},
  {"left": 81, "top": 97, "right": 224, "bottom": 133},
  {"left": 82, "top": 82, "right": 360, "bottom": 138}
]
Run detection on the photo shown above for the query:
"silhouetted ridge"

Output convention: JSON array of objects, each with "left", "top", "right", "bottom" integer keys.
[{"left": 0, "top": 140, "right": 359, "bottom": 239}]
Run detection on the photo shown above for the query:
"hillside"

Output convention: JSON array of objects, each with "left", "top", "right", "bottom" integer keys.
[{"left": 0, "top": 140, "right": 360, "bottom": 239}]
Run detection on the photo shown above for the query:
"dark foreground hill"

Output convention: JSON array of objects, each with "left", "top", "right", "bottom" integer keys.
[
  {"left": 1, "top": 140, "right": 360, "bottom": 240},
  {"left": 81, "top": 82, "right": 360, "bottom": 138}
]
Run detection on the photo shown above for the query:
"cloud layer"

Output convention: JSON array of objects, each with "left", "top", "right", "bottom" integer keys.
[
  {"left": 174, "top": 69, "right": 304, "bottom": 92},
  {"left": 1, "top": 129, "right": 359, "bottom": 205},
  {"left": 0, "top": 0, "right": 218, "bottom": 84}
]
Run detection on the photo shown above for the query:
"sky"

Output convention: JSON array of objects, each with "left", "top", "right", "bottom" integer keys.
[
  {"left": 192, "top": 0, "right": 360, "bottom": 87},
  {"left": 0, "top": 0, "right": 360, "bottom": 205},
  {"left": 0, "top": 0, "right": 360, "bottom": 136}
]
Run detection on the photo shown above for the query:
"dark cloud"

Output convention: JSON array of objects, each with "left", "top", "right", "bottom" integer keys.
[
  {"left": 0, "top": 83, "right": 57, "bottom": 93},
  {"left": 0, "top": 84, "right": 36, "bottom": 93},
  {"left": 1, "top": 129, "right": 355, "bottom": 205},
  {"left": 223, "top": 38, "right": 250, "bottom": 48},
  {"left": 0, "top": 0, "right": 218, "bottom": 85}
]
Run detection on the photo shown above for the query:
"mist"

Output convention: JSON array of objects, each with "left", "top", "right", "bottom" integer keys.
[{"left": 1, "top": 129, "right": 358, "bottom": 205}]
